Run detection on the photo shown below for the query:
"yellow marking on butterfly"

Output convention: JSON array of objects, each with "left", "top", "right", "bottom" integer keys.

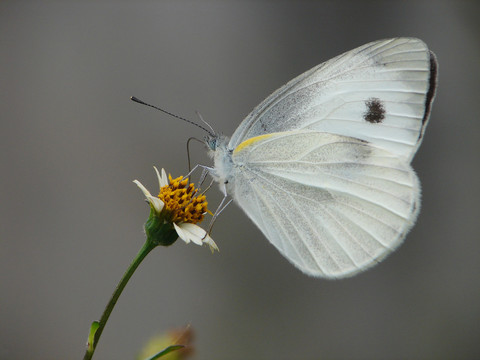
[{"left": 233, "top": 133, "right": 275, "bottom": 154}]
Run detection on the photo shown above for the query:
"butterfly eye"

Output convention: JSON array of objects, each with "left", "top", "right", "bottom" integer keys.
[{"left": 206, "top": 136, "right": 217, "bottom": 151}]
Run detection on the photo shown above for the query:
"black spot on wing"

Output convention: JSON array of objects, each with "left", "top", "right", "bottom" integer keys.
[{"left": 363, "top": 97, "right": 385, "bottom": 123}]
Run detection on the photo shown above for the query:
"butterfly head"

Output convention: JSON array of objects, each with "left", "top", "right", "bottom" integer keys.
[
  {"left": 205, "top": 134, "right": 234, "bottom": 187},
  {"left": 205, "top": 134, "right": 219, "bottom": 151}
]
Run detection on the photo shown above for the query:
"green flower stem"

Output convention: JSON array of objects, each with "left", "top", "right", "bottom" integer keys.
[{"left": 82, "top": 239, "right": 157, "bottom": 360}]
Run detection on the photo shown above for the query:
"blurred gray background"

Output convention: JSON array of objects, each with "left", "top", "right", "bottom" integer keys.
[{"left": 1, "top": 1, "right": 479, "bottom": 359}]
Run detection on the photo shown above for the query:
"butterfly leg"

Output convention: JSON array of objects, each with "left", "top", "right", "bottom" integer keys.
[{"left": 203, "top": 182, "right": 233, "bottom": 238}]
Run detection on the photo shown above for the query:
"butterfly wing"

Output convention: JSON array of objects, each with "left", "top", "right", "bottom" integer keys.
[
  {"left": 230, "top": 131, "right": 420, "bottom": 278},
  {"left": 229, "top": 38, "right": 437, "bottom": 162}
]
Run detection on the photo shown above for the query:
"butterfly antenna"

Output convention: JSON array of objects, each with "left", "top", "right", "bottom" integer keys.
[
  {"left": 195, "top": 110, "right": 216, "bottom": 136},
  {"left": 131, "top": 96, "right": 215, "bottom": 136}
]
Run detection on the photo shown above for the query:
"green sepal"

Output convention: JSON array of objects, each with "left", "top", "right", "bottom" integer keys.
[
  {"left": 87, "top": 321, "right": 100, "bottom": 352},
  {"left": 144, "top": 345, "right": 185, "bottom": 360},
  {"left": 144, "top": 208, "right": 178, "bottom": 247}
]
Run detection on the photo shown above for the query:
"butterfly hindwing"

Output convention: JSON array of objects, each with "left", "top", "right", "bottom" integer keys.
[{"left": 231, "top": 131, "right": 420, "bottom": 278}]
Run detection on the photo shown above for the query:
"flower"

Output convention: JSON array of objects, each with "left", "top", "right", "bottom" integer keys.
[{"left": 134, "top": 167, "right": 218, "bottom": 252}]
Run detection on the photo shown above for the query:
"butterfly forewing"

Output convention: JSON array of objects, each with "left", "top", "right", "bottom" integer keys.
[{"left": 229, "top": 38, "right": 437, "bottom": 162}]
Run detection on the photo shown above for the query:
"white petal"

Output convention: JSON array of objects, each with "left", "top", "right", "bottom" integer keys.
[
  {"left": 148, "top": 196, "right": 164, "bottom": 213},
  {"left": 175, "top": 223, "right": 216, "bottom": 250},
  {"left": 203, "top": 234, "right": 219, "bottom": 253},
  {"left": 179, "top": 223, "right": 206, "bottom": 245},
  {"left": 133, "top": 180, "right": 153, "bottom": 198},
  {"left": 173, "top": 222, "right": 190, "bottom": 244},
  {"left": 154, "top": 166, "right": 169, "bottom": 188},
  {"left": 133, "top": 180, "right": 164, "bottom": 212},
  {"left": 179, "top": 223, "right": 205, "bottom": 237},
  {"left": 161, "top": 168, "right": 169, "bottom": 187},
  {"left": 176, "top": 223, "right": 204, "bottom": 245},
  {"left": 153, "top": 166, "right": 161, "bottom": 189}
]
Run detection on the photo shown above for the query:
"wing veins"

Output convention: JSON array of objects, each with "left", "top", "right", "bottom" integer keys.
[
  {"left": 263, "top": 167, "right": 412, "bottom": 206},
  {"left": 260, "top": 164, "right": 413, "bottom": 187},
  {"left": 326, "top": 203, "right": 392, "bottom": 249},
  {"left": 283, "top": 191, "right": 344, "bottom": 273},
  {"left": 339, "top": 193, "right": 411, "bottom": 229},
  {"left": 363, "top": 134, "right": 416, "bottom": 145},
  {"left": 244, "top": 167, "right": 410, "bottom": 221},
  {"left": 332, "top": 89, "right": 426, "bottom": 95},
  {"left": 304, "top": 118, "right": 420, "bottom": 131},
  {"left": 248, "top": 160, "right": 411, "bottom": 178},
  {"left": 241, "top": 165, "right": 410, "bottom": 257},
  {"left": 273, "top": 64, "right": 426, "bottom": 109},
  {"left": 319, "top": 202, "right": 391, "bottom": 264},
  {"left": 304, "top": 99, "right": 425, "bottom": 125},
  {"left": 248, "top": 44, "right": 429, "bottom": 124},
  {"left": 237, "top": 53, "right": 429, "bottom": 141},
  {"left": 251, "top": 181, "right": 322, "bottom": 272},
  {"left": 316, "top": 203, "right": 363, "bottom": 267},
  {"left": 288, "top": 194, "right": 346, "bottom": 274},
  {"left": 387, "top": 112, "right": 423, "bottom": 119},
  {"left": 336, "top": 78, "right": 428, "bottom": 84}
]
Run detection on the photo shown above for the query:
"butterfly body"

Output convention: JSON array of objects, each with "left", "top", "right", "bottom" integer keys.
[{"left": 208, "top": 38, "right": 437, "bottom": 278}]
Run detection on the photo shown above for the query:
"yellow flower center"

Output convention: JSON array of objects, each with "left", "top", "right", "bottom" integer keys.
[{"left": 158, "top": 174, "right": 208, "bottom": 224}]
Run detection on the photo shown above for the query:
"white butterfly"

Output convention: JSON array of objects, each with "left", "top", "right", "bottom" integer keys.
[{"left": 207, "top": 38, "right": 437, "bottom": 278}]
